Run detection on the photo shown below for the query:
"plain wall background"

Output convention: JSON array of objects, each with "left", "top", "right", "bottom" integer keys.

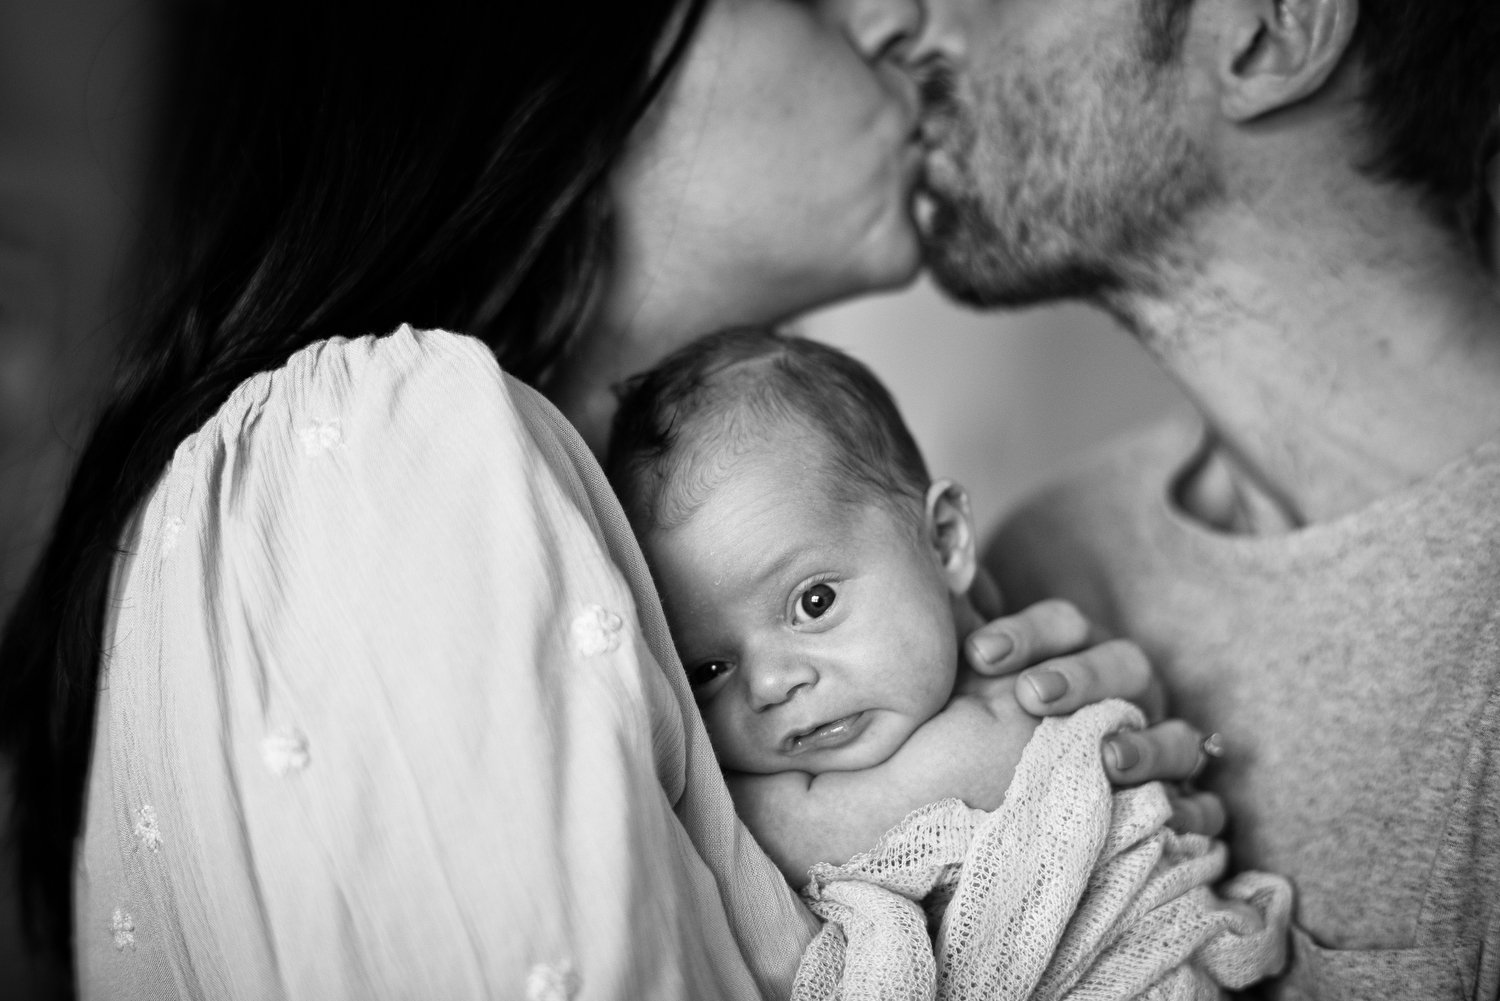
[{"left": 806, "top": 282, "right": 1189, "bottom": 536}]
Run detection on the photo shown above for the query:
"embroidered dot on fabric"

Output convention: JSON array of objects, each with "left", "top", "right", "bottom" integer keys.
[
  {"left": 296, "top": 419, "right": 345, "bottom": 456},
  {"left": 525, "top": 961, "right": 580, "bottom": 1001},
  {"left": 261, "top": 727, "right": 311, "bottom": 776},
  {"left": 111, "top": 908, "right": 136, "bottom": 952},
  {"left": 160, "top": 517, "right": 185, "bottom": 556},
  {"left": 133, "top": 805, "right": 163, "bottom": 853},
  {"left": 570, "top": 605, "right": 624, "bottom": 657}
]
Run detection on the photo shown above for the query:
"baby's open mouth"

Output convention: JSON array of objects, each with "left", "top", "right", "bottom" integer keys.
[{"left": 785, "top": 711, "right": 869, "bottom": 754}]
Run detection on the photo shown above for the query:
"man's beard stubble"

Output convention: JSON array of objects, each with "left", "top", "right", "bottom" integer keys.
[{"left": 916, "top": 35, "right": 1220, "bottom": 311}]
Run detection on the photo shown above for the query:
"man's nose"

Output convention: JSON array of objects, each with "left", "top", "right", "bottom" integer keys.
[
  {"left": 901, "top": 0, "right": 967, "bottom": 73},
  {"left": 746, "top": 656, "right": 819, "bottom": 712},
  {"left": 824, "top": 0, "right": 924, "bottom": 63}
]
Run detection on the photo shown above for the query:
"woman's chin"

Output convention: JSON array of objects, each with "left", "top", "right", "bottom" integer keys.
[
  {"left": 860, "top": 210, "right": 927, "bottom": 291},
  {"left": 875, "top": 245, "right": 926, "bottom": 292},
  {"left": 767, "top": 264, "right": 921, "bottom": 324},
  {"left": 829, "top": 237, "right": 926, "bottom": 307}
]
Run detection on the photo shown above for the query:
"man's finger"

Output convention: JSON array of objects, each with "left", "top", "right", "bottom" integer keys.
[
  {"left": 964, "top": 599, "right": 1097, "bottom": 676},
  {"left": 1101, "top": 719, "right": 1206, "bottom": 785},
  {"left": 1164, "top": 789, "right": 1228, "bottom": 837},
  {"left": 1008, "top": 639, "right": 1153, "bottom": 716}
]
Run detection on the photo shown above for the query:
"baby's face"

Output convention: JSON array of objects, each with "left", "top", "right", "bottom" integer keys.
[{"left": 642, "top": 447, "right": 960, "bottom": 775}]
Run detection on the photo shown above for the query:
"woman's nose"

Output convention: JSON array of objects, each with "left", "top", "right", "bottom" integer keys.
[
  {"left": 746, "top": 657, "right": 819, "bottom": 712},
  {"left": 824, "top": 0, "right": 923, "bottom": 63},
  {"left": 902, "top": 0, "right": 967, "bottom": 74}
]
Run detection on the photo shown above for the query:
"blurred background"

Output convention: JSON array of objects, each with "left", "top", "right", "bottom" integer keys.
[
  {"left": 0, "top": 0, "right": 1185, "bottom": 992},
  {"left": 805, "top": 285, "right": 1188, "bottom": 535},
  {"left": 2, "top": 0, "right": 167, "bottom": 629}
]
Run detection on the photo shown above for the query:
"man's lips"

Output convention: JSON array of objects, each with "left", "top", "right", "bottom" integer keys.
[{"left": 784, "top": 711, "right": 870, "bottom": 755}]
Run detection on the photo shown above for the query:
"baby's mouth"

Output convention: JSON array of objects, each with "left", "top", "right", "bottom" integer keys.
[{"left": 785, "top": 711, "right": 869, "bottom": 755}]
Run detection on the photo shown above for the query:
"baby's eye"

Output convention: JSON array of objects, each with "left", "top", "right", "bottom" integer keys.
[
  {"left": 688, "top": 660, "right": 733, "bottom": 691},
  {"left": 797, "top": 582, "right": 837, "bottom": 621}
]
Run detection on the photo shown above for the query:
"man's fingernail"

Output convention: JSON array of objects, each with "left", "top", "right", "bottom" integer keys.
[
  {"left": 1023, "top": 670, "right": 1067, "bottom": 703},
  {"left": 972, "top": 632, "right": 1014, "bottom": 663},
  {"left": 1106, "top": 737, "right": 1141, "bottom": 772}
]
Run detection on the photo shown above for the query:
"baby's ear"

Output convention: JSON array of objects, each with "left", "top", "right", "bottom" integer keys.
[{"left": 925, "top": 479, "right": 976, "bottom": 596}]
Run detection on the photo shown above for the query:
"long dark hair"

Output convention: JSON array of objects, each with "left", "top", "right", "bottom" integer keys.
[{"left": 0, "top": 0, "right": 705, "bottom": 966}]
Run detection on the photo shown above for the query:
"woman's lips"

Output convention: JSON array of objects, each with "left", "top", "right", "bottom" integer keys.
[{"left": 785, "top": 711, "right": 870, "bottom": 754}]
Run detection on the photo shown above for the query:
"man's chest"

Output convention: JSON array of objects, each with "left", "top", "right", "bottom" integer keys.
[{"left": 1102, "top": 550, "right": 1498, "bottom": 950}]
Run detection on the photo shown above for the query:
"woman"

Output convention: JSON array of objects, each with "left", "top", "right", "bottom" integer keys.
[{"left": 0, "top": 0, "right": 1213, "bottom": 996}]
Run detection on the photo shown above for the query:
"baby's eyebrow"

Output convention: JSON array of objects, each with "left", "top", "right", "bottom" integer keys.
[{"left": 742, "top": 546, "right": 803, "bottom": 594}]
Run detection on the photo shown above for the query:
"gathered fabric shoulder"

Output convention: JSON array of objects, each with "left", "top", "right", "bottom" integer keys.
[{"left": 75, "top": 325, "right": 812, "bottom": 1000}]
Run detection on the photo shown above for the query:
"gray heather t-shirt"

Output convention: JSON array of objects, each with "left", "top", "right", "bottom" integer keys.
[{"left": 990, "top": 420, "right": 1500, "bottom": 1001}]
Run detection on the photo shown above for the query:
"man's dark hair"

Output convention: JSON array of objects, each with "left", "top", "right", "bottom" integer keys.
[
  {"left": 1143, "top": 0, "right": 1500, "bottom": 221},
  {"left": 606, "top": 328, "right": 931, "bottom": 533}
]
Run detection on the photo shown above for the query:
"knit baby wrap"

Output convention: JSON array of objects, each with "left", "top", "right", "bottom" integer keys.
[{"left": 791, "top": 700, "right": 1292, "bottom": 1000}]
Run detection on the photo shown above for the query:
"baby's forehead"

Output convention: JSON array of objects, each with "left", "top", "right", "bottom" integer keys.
[
  {"left": 664, "top": 422, "right": 887, "bottom": 518},
  {"left": 642, "top": 409, "right": 816, "bottom": 512},
  {"left": 656, "top": 455, "right": 926, "bottom": 580},
  {"left": 622, "top": 368, "right": 929, "bottom": 541}
]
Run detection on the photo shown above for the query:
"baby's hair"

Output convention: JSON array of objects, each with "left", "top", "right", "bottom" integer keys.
[{"left": 606, "top": 327, "right": 930, "bottom": 532}]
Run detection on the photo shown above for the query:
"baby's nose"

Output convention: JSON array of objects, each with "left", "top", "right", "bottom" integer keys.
[{"left": 747, "top": 658, "right": 819, "bottom": 712}]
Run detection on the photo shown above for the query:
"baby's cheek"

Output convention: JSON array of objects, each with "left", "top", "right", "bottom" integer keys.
[
  {"left": 700, "top": 707, "right": 758, "bottom": 771},
  {"left": 911, "top": 632, "right": 961, "bottom": 707}
]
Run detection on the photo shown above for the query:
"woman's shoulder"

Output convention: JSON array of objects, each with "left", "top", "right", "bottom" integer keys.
[
  {"left": 129, "top": 322, "right": 630, "bottom": 675},
  {"left": 181, "top": 325, "right": 574, "bottom": 491},
  {"left": 135, "top": 324, "right": 601, "bottom": 603},
  {"left": 248, "top": 324, "right": 542, "bottom": 445}
]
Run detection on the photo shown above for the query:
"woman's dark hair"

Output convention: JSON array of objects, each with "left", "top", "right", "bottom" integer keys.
[{"left": 0, "top": 0, "right": 705, "bottom": 966}]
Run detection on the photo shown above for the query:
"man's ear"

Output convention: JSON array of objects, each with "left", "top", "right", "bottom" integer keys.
[
  {"left": 925, "top": 479, "right": 977, "bottom": 596},
  {"left": 1218, "top": 0, "right": 1358, "bottom": 123}
]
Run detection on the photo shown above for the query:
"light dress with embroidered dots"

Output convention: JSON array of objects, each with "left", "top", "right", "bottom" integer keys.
[{"left": 74, "top": 327, "right": 816, "bottom": 1000}]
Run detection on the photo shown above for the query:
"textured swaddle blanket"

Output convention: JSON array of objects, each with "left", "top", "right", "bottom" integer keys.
[{"left": 791, "top": 700, "right": 1292, "bottom": 1000}]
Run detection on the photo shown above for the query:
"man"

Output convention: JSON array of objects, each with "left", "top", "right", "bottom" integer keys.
[{"left": 910, "top": 0, "right": 1500, "bottom": 995}]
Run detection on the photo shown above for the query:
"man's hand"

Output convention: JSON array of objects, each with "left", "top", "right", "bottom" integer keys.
[{"left": 962, "top": 597, "right": 1225, "bottom": 836}]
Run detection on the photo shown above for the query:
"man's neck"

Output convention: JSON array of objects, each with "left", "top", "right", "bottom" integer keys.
[{"left": 1106, "top": 189, "right": 1500, "bottom": 528}]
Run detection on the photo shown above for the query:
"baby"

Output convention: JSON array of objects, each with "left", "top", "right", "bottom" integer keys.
[
  {"left": 606, "top": 328, "right": 1290, "bottom": 999},
  {"left": 607, "top": 326, "right": 1035, "bottom": 880}
]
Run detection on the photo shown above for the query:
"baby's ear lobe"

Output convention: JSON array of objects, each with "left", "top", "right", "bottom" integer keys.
[{"left": 925, "top": 479, "right": 977, "bottom": 595}]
